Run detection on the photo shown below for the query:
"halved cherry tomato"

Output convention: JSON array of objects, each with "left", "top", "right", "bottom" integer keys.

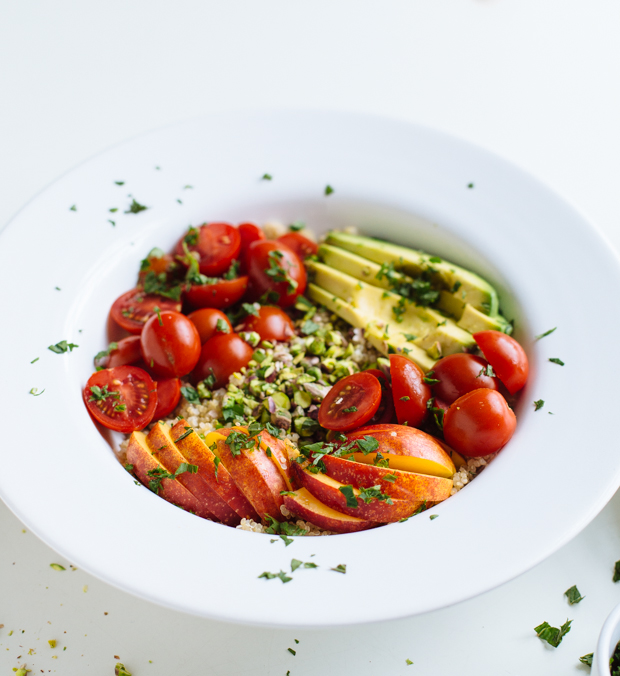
[
  {"left": 95, "top": 335, "right": 142, "bottom": 370},
  {"left": 238, "top": 222, "right": 265, "bottom": 270},
  {"left": 365, "top": 368, "right": 395, "bottom": 424},
  {"left": 137, "top": 252, "right": 177, "bottom": 286},
  {"left": 191, "top": 333, "right": 254, "bottom": 389},
  {"left": 174, "top": 223, "right": 241, "bottom": 277},
  {"left": 184, "top": 276, "right": 248, "bottom": 310},
  {"left": 187, "top": 308, "right": 233, "bottom": 344},
  {"left": 430, "top": 353, "right": 499, "bottom": 405},
  {"left": 246, "top": 240, "right": 306, "bottom": 307},
  {"left": 239, "top": 306, "right": 295, "bottom": 342},
  {"left": 152, "top": 377, "right": 182, "bottom": 420},
  {"left": 443, "top": 388, "right": 516, "bottom": 458},
  {"left": 389, "top": 355, "right": 431, "bottom": 428},
  {"left": 276, "top": 232, "right": 318, "bottom": 259},
  {"left": 473, "top": 331, "right": 529, "bottom": 395},
  {"left": 110, "top": 289, "right": 182, "bottom": 335},
  {"left": 83, "top": 365, "right": 157, "bottom": 433},
  {"left": 140, "top": 311, "right": 201, "bottom": 378},
  {"left": 318, "top": 372, "right": 382, "bottom": 432}
]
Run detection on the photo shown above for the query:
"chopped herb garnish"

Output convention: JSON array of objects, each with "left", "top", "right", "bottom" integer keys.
[
  {"left": 343, "top": 406, "right": 357, "bottom": 413},
  {"left": 324, "top": 185, "right": 334, "bottom": 195},
  {"left": 213, "top": 456, "right": 221, "bottom": 481},
  {"left": 477, "top": 364, "right": 495, "bottom": 378},
  {"left": 534, "top": 399, "right": 545, "bottom": 411},
  {"left": 579, "top": 653, "right": 593, "bottom": 667},
  {"left": 109, "top": 207, "right": 118, "bottom": 213},
  {"left": 108, "top": 219, "right": 116, "bottom": 226},
  {"left": 48, "top": 340, "right": 79, "bottom": 354},
  {"left": 225, "top": 430, "right": 255, "bottom": 456},
  {"left": 338, "top": 485, "right": 358, "bottom": 508},
  {"left": 288, "top": 648, "right": 296, "bottom": 655},
  {"left": 399, "top": 396, "right": 410, "bottom": 401},
  {"left": 613, "top": 560, "right": 620, "bottom": 582},
  {"left": 50, "top": 563, "right": 66, "bottom": 571},
  {"left": 383, "top": 473, "right": 396, "bottom": 482},
  {"left": 549, "top": 358, "right": 564, "bottom": 366},
  {"left": 422, "top": 376, "right": 440, "bottom": 384},
  {"left": 534, "top": 619, "right": 572, "bottom": 647},
  {"left": 115, "top": 663, "right": 132, "bottom": 676},
  {"left": 355, "top": 435, "right": 379, "bottom": 454},
  {"left": 358, "top": 485, "right": 393, "bottom": 505},
  {"left": 94, "top": 341, "right": 118, "bottom": 365},
  {"left": 180, "top": 384, "right": 200, "bottom": 404},
  {"left": 564, "top": 585, "right": 584, "bottom": 604},
  {"left": 115, "top": 181, "right": 125, "bottom": 186},
  {"left": 406, "top": 659, "right": 413, "bottom": 665},
  {"left": 88, "top": 384, "right": 119, "bottom": 402},
  {"left": 429, "top": 514, "right": 439, "bottom": 520},
  {"left": 173, "top": 427, "right": 194, "bottom": 443},
  {"left": 242, "top": 302, "right": 260, "bottom": 317},
  {"left": 153, "top": 305, "right": 163, "bottom": 326},
  {"left": 429, "top": 256, "right": 442, "bottom": 264},
  {"left": 29, "top": 387, "right": 45, "bottom": 396},
  {"left": 125, "top": 198, "right": 148, "bottom": 214},
  {"left": 216, "top": 318, "right": 231, "bottom": 333},
  {"left": 301, "top": 319, "right": 321, "bottom": 335},
  {"left": 124, "top": 464, "right": 134, "bottom": 472},
  {"left": 258, "top": 570, "right": 292, "bottom": 583},
  {"left": 331, "top": 564, "right": 346, "bottom": 574},
  {"left": 114, "top": 403, "right": 127, "bottom": 412},
  {"left": 289, "top": 221, "right": 305, "bottom": 231},
  {"left": 403, "top": 333, "right": 417, "bottom": 341},
  {"left": 69, "top": 204, "right": 77, "bottom": 211},
  {"left": 536, "top": 327, "right": 557, "bottom": 340},
  {"left": 467, "top": 182, "right": 474, "bottom": 189},
  {"left": 30, "top": 357, "right": 39, "bottom": 364},
  {"left": 261, "top": 173, "right": 272, "bottom": 180}
]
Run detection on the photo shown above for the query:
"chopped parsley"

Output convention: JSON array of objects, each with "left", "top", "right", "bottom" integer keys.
[
  {"left": 428, "top": 256, "right": 442, "bottom": 264},
  {"left": 115, "top": 181, "right": 125, "bottom": 186},
  {"left": 343, "top": 406, "right": 357, "bottom": 413},
  {"left": 125, "top": 198, "right": 148, "bottom": 214},
  {"left": 613, "top": 560, "right": 620, "bottom": 582},
  {"left": 88, "top": 385, "right": 119, "bottom": 402},
  {"left": 358, "top": 485, "right": 393, "bottom": 505},
  {"left": 477, "top": 364, "right": 495, "bottom": 378},
  {"left": 399, "top": 396, "right": 411, "bottom": 401},
  {"left": 289, "top": 221, "right": 305, "bottom": 231},
  {"left": 258, "top": 570, "right": 292, "bottom": 583},
  {"left": 535, "top": 327, "right": 557, "bottom": 340},
  {"left": 216, "top": 318, "right": 231, "bottom": 333},
  {"left": 266, "top": 249, "right": 298, "bottom": 293},
  {"left": 324, "top": 185, "right": 334, "bottom": 195},
  {"left": 564, "top": 585, "right": 584, "bottom": 604},
  {"left": 29, "top": 387, "right": 45, "bottom": 396},
  {"left": 142, "top": 271, "right": 183, "bottom": 301},
  {"left": 242, "top": 302, "right": 260, "bottom": 317},
  {"left": 467, "top": 182, "right": 474, "bottom": 188},
  {"left": 146, "top": 463, "right": 196, "bottom": 493},
  {"left": 94, "top": 341, "right": 118, "bottom": 365},
  {"left": 429, "top": 514, "right": 439, "bottom": 520},
  {"left": 261, "top": 173, "right": 272, "bottom": 180},
  {"left": 403, "top": 333, "right": 417, "bottom": 341},
  {"left": 355, "top": 435, "right": 379, "bottom": 454},
  {"left": 549, "top": 358, "right": 564, "bottom": 366},
  {"left": 534, "top": 619, "right": 572, "bottom": 647},
  {"left": 534, "top": 399, "right": 545, "bottom": 411},
  {"left": 406, "top": 659, "right": 413, "bottom": 665},
  {"left": 173, "top": 427, "right": 194, "bottom": 443},
  {"left": 69, "top": 204, "right": 77, "bottom": 211},
  {"left": 331, "top": 564, "right": 346, "bottom": 574},
  {"left": 383, "top": 473, "right": 396, "bottom": 482},
  {"left": 338, "top": 485, "right": 358, "bottom": 508},
  {"left": 180, "top": 384, "right": 200, "bottom": 404},
  {"left": 48, "top": 340, "right": 79, "bottom": 354},
  {"left": 301, "top": 319, "right": 320, "bottom": 335},
  {"left": 291, "top": 558, "right": 318, "bottom": 572},
  {"left": 579, "top": 653, "right": 593, "bottom": 667}
]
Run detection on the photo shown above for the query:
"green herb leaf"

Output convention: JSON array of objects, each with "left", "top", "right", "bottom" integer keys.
[
  {"left": 428, "top": 256, "right": 442, "bottom": 264},
  {"left": 324, "top": 185, "right": 334, "bottom": 195},
  {"left": 301, "top": 319, "right": 321, "bottom": 335},
  {"left": 291, "top": 558, "right": 302, "bottom": 572},
  {"left": 355, "top": 436, "right": 379, "bottom": 454},
  {"left": 29, "top": 387, "right": 45, "bottom": 396},
  {"left": 535, "top": 327, "right": 557, "bottom": 340},
  {"left": 125, "top": 198, "right": 148, "bottom": 214},
  {"left": 174, "top": 427, "right": 194, "bottom": 443},
  {"left": 339, "top": 485, "right": 358, "bottom": 508},
  {"left": 429, "top": 514, "right": 439, "bottom": 520},
  {"left": 288, "top": 648, "right": 296, "bottom": 655},
  {"left": 467, "top": 182, "right": 474, "bottom": 189},
  {"left": 477, "top": 364, "right": 495, "bottom": 378},
  {"left": 383, "top": 473, "right": 396, "bottom": 482},
  {"left": 30, "top": 357, "right": 39, "bottom": 364},
  {"left": 180, "top": 384, "right": 200, "bottom": 404},
  {"left": 579, "top": 653, "right": 593, "bottom": 666},
  {"left": 422, "top": 376, "right": 440, "bottom": 384},
  {"left": 357, "top": 485, "right": 393, "bottom": 505},
  {"left": 403, "top": 333, "right": 417, "bottom": 341},
  {"left": 549, "top": 358, "right": 564, "bottom": 366},
  {"left": 88, "top": 384, "right": 119, "bottom": 402},
  {"left": 69, "top": 204, "right": 77, "bottom": 211},
  {"left": 406, "top": 659, "right": 413, "bottom": 666},
  {"left": 534, "top": 399, "right": 545, "bottom": 411},
  {"left": 279, "top": 534, "right": 293, "bottom": 547},
  {"left": 261, "top": 173, "right": 272, "bottom": 180},
  {"left": 175, "top": 462, "right": 198, "bottom": 476},
  {"left": 564, "top": 585, "right": 584, "bottom": 604},
  {"left": 216, "top": 318, "right": 231, "bottom": 333},
  {"left": 48, "top": 340, "right": 79, "bottom": 354},
  {"left": 613, "top": 560, "right": 620, "bottom": 582},
  {"left": 213, "top": 456, "right": 221, "bottom": 481},
  {"left": 124, "top": 464, "right": 134, "bottom": 472},
  {"left": 289, "top": 221, "right": 305, "bottom": 231},
  {"left": 242, "top": 302, "right": 260, "bottom": 317},
  {"left": 331, "top": 563, "right": 346, "bottom": 574},
  {"left": 50, "top": 563, "right": 66, "bottom": 571},
  {"left": 343, "top": 406, "right": 357, "bottom": 413},
  {"left": 115, "top": 663, "right": 132, "bottom": 676},
  {"left": 534, "top": 619, "right": 572, "bottom": 648}
]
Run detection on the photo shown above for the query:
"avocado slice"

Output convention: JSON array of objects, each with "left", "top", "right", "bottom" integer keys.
[
  {"left": 306, "top": 260, "right": 475, "bottom": 359},
  {"left": 456, "top": 304, "right": 512, "bottom": 334},
  {"left": 325, "top": 231, "right": 500, "bottom": 316},
  {"left": 307, "top": 283, "right": 436, "bottom": 372}
]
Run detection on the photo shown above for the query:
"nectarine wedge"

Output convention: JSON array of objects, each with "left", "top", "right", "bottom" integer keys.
[
  {"left": 126, "top": 431, "right": 214, "bottom": 520},
  {"left": 283, "top": 488, "right": 377, "bottom": 534}
]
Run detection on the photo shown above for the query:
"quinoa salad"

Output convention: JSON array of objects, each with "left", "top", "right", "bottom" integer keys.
[{"left": 84, "top": 219, "right": 525, "bottom": 535}]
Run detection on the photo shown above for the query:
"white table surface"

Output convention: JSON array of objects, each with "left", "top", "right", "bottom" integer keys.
[{"left": 2, "top": 1, "right": 620, "bottom": 674}]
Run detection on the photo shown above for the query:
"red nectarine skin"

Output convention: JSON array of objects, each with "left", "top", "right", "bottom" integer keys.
[
  {"left": 170, "top": 420, "right": 259, "bottom": 522},
  {"left": 283, "top": 489, "right": 377, "bottom": 534},
  {"left": 147, "top": 423, "right": 241, "bottom": 526},
  {"left": 126, "top": 432, "right": 215, "bottom": 520}
]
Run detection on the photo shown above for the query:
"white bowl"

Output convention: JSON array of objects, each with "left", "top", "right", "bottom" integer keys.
[
  {"left": 594, "top": 603, "right": 620, "bottom": 675},
  {"left": 2, "top": 111, "right": 620, "bottom": 627}
]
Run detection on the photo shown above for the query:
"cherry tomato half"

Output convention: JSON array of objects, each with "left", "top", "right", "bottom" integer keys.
[
  {"left": 276, "top": 232, "right": 318, "bottom": 259},
  {"left": 246, "top": 240, "right": 306, "bottom": 307},
  {"left": 318, "top": 372, "right": 382, "bottom": 432},
  {"left": 95, "top": 335, "right": 142, "bottom": 370},
  {"left": 137, "top": 252, "right": 177, "bottom": 286},
  {"left": 365, "top": 368, "right": 395, "bottom": 424},
  {"left": 430, "top": 353, "right": 499, "bottom": 405},
  {"left": 238, "top": 222, "right": 266, "bottom": 271},
  {"left": 83, "top": 365, "right": 157, "bottom": 433},
  {"left": 152, "top": 377, "right": 182, "bottom": 420},
  {"left": 443, "top": 388, "right": 516, "bottom": 458},
  {"left": 184, "top": 276, "right": 248, "bottom": 310},
  {"left": 191, "top": 333, "right": 254, "bottom": 389},
  {"left": 389, "top": 355, "right": 432, "bottom": 428},
  {"left": 474, "top": 331, "right": 529, "bottom": 395},
  {"left": 187, "top": 308, "right": 233, "bottom": 344},
  {"left": 110, "top": 288, "right": 182, "bottom": 335},
  {"left": 140, "top": 311, "right": 201, "bottom": 378},
  {"left": 239, "top": 306, "right": 295, "bottom": 342},
  {"left": 175, "top": 222, "right": 241, "bottom": 277}
]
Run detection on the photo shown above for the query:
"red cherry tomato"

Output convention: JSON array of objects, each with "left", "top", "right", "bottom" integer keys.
[
  {"left": 318, "top": 372, "right": 382, "bottom": 432},
  {"left": 137, "top": 252, "right": 177, "bottom": 286},
  {"left": 443, "top": 388, "right": 516, "bottom": 458},
  {"left": 175, "top": 223, "right": 241, "bottom": 277},
  {"left": 184, "top": 276, "right": 248, "bottom": 310},
  {"left": 389, "top": 355, "right": 431, "bottom": 428},
  {"left": 430, "top": 353, "right": 499, "bottom": 405},
  {"left": 152, "top": 378, "right": 182, "bottom": 420},
  {"left": 191, "top": 333, "right": 254, "bottom": 389},
  {"left": 95, "top": 335, "right": 142, "bottom": 370},
  {"left": 140, "top": 311, "right": 201, "bottom": 378},
  {"left": 276, "top": 232, "right": 318, "bottom": 259},
  {"left": 246, "top": 241, "right": 306, "bottom": 307},
  {"left": 83, "top": 365, "right": 157, "bottom": 433},
  {"left": 365, "top": 368, "right": 395, "bottom": 424},
  {"left": 239, "top": 306, "right": 295, "bottom": 342},
  {"left": 474, "top": 331, "right": 529, "bottom": 395},
  {"left": 238, "top": 222, "right": 265, "bottom": 270},
  {"left": 187, "top": 308, "right": 233, "bottom": 344},
  {"left": 110, "top": 289, "right": 182, "bottom": 335}
]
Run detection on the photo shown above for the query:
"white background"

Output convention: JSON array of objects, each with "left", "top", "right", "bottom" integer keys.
[{"left": 1, "top": 1, "right": 620, "bottom": 674}]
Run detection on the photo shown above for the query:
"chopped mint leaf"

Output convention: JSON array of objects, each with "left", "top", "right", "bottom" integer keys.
[
  {"left": 261, "top": 173, "right": 272, "bottom": 180},
  {"left": 535, "top": 327, "right": 557, "bottom": 340},
  {"left": 180, "top": 384, "right": 200, "bottom": 404},
  {"left": 339, "top": 485, "right": 358, "bottom": 508},
  {"left": 355, "top": 435, "right": 379, "bottom": 454},
  {"left": 289, "top": 221, "right": 305, "bottom": 231},
  {"left": 29, "top": 387, "right": 45, "bottom": 396},
  {"left": 429, "top": 514, "right": 439, "bottom": 520},
  {"left": 534, "top": 399, "right": 544, "bottom": 411},
  {"left": 48, "top": 340, "right": 79, "bottom": 354},
  {"left": 69, "top": 204, "right": 77, "bottom": 211},
  {"left": 331, "top": 563, "right": 346, "bottom": 574},
  {"left": 549, "top": 358, "right": 564, "bottom": 366},
  {"left": 564, "top": 585, "right": 584, "bottom": 604},
  {"left": 288, "top": 648, "right": 296, "bottom": 655},
  {"left": 324, "top": 185, "right": 334, "bottom": 195},
  {"left": 115, "top": 181, "right": 125, "bottom": 186},
  {"left": 613, "top": 560, "right": 620, "bottom": 582},
  {"left": 125, "top": 198, "right": 148, "bottom": 214},
  {"left": 50, "top": 563, "right": 66, "bottom": 571},
  {"left": 291, "top": 558, "right": 302, "bottom": 572},
  {"left": 534, "top": 619, "right": 572, "bottom": 647},
  {"left": 406, "top": 659, "right": 413, "bottom": 665},
  {"left": 403, "top": 333, "right": 417, "bottom": 341},
  {"left": 579, "top": 653, "right": 593, "bottom": 667},
  {"left": 477, "top": 364, "right": 495, "bottom": 378},
  {"left": 429, "top": 256, "right": 442, "bottom": 263},
  {"left": 467, "top": 182, "right": 474, "bottom": 189},
  {"left": 258, "top": 570, "right": 292, "bottom": 583},
  {"left": 383, "top": 473, "right": 396, "bottom": 482},
  {"left": 280, "top": 534, "right": 293, "bottom": 547},
  {"left": 343, "top": 406, "right": 357, "bottom": 413}
]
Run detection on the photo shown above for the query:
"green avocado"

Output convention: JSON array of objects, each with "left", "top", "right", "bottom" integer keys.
[{"left": 325, "top": 231, "right": 500, "bottom": 317}]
